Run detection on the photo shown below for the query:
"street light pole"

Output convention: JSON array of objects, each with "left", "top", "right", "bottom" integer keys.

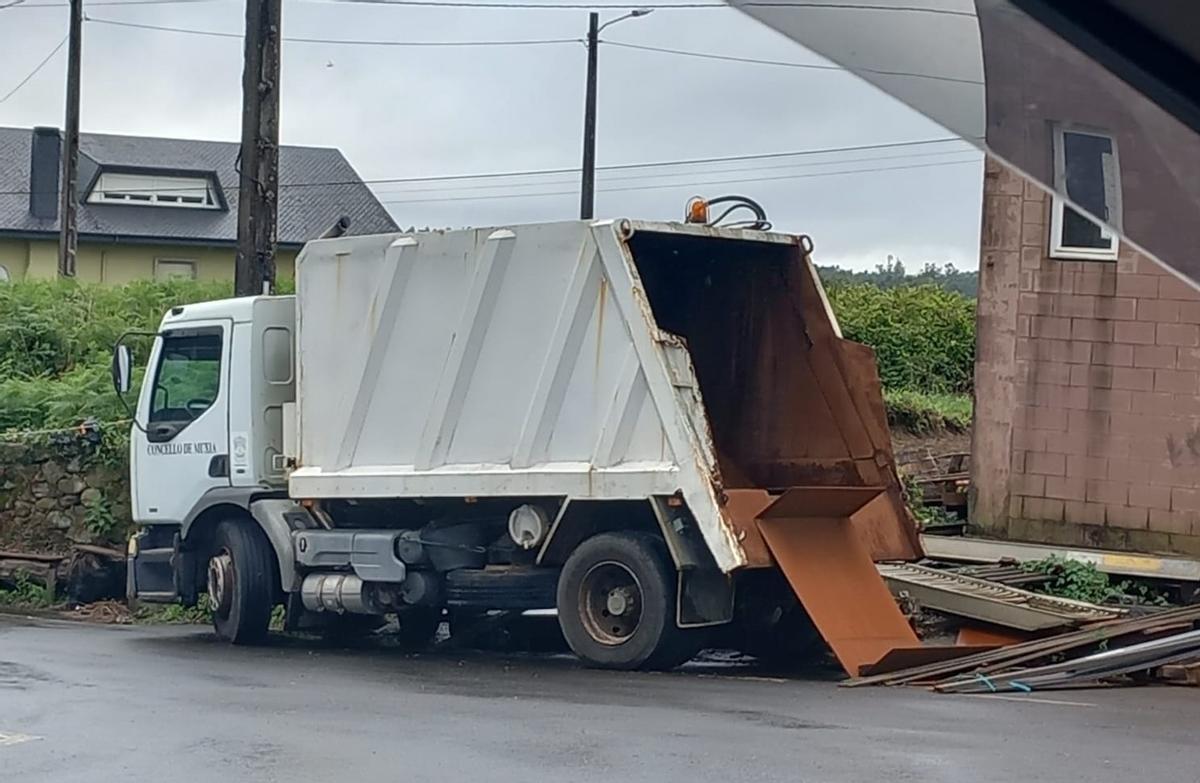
[{"left": 579, "top": 9, "right": 652, "bottom": 220}]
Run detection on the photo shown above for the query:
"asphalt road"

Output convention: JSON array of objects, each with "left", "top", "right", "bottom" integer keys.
[{"left": 1, "top": 614, "right": 1196, "bottom": 783}]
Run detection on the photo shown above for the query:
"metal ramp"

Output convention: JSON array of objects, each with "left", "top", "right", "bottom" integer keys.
[{"left": 877, "top": 563, "right": 1127, "bottom": 632}]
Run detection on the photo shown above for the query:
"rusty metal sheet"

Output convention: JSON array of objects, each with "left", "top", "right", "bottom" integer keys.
[
  {"left": 849, "top": 491, "right": 920, "bottom": 564},
  {"left": 957, "top": 624, "right": 1033, "bottom": 647},
  {"left": 861, "top": 645, "right": 998, "bottom": 677},
  {"left": 757, "top": 486, "right": 920, "bottom": 677},
  {"left": 759, "top": 485, "right": 886, "bottom": 520},
  {"left": 720, "top": 489, "right": 774, "bottom": 568}
]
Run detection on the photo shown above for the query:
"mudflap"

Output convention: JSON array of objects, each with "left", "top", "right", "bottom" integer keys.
[{"left": 754, "top": 486, "right": 920, "bottom": 677}]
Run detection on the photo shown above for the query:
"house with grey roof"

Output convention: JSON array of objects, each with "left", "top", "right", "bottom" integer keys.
[{"left": 0, "top": 126, "right": 398, "bottom": 284}]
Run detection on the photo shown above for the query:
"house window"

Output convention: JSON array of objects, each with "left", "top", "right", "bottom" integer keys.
[
  {"left": 155, "top": 259, "right": 197, "bottom": 281},
  {"left": 88, "top": 172, "right": 218, "bottom": 209},
  {"left": 1049, "top": 126, "right": 1121, "bottom": 261}
]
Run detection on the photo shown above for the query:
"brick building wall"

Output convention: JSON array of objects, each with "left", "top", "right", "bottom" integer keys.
[{"left": 972, "top": 157, "right": 1200, "bottom": 557}]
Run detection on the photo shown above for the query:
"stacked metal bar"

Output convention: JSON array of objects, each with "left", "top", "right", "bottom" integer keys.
[{"left": 846, "top": 604, "right": 1200, "bottom": 690}]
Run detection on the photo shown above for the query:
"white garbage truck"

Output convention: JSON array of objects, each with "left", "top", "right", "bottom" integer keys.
[{"left": 115, "top": 218, "right": 917, "bottom": 669}]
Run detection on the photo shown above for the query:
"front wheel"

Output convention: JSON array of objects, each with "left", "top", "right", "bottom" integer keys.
[
  {"left": 207, "top": 518, "right": 276, "bottom": 645},
  {"left": 556, "top": 532, "right": 695, "bottom": 670}
]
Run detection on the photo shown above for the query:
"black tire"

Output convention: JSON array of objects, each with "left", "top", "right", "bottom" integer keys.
[
  {"left": 395, "top": 607, "right": 443, "bottom": 648},
  {"left": 556, "top": 531, "right": 690, "bottom": 671},
  {"left": 208, "top": 518, "right": 276, "bottom": 645}
]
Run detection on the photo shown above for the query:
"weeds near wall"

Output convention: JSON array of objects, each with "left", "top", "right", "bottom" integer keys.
[
  {"left": 1022, "top": 556, "right": 1171, "bottom": 606},
  {"left": 83, "top": 492, "right": 120, "bottom": 539},
  {"left": 0, "top": 574, "right": 56, "bottom": 609}
]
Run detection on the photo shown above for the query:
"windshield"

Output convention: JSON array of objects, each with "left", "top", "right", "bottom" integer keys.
[{"left": 149, "top": 327, "right": 223, "bottom": 427}]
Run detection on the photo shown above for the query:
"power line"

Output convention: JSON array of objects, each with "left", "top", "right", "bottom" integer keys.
[
  {"left": 13, "top": 0, "right": 978, "bottom": 11},
  {"left": 378, "top": 157, "right": 981, "bottom": 205},
  {"left": 87, "top": 16, "right": 581, "bottom": 47},
  {"left": 11, "top": 0, "right": 218, "bottom": 7},
  {"left": 84, "top": 15, "right": 980, "bottom": 86},
  {"left": 314, "top": 0, "right": 724, "bottom": 8},
  {"left": 310, "top": 0, "right": 972, "bottom": 14},
  {"left": 371, "top": 147, "right": 978, "bottom": 195},
  {"left": 0, "top": 34, "right": 68, "bottom": 103},
  {"left": 740, "top": 2, "right": 973, "bottom": 16},
  {"left": 0, "top": 137, "right": 970, "bottom": 195},
  {"left": 602, "top": 39, "right": 983, "bottom": 85},
  {"left": 359, "top": 136, "right": 969, "bottom": 186}
]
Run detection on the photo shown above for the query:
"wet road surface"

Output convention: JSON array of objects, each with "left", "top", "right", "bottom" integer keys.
[{"left": 1, "top": 613, "right": 1196, "bottom": 782}]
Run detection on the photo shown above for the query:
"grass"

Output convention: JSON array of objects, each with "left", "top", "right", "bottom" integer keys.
[
  {"left": 884, "top": 389, "right": 973, "bottom": 434},
  {"left": 134, "top": 597, "right": 287, "bottom": 630},
  {"left": 133, "top": 595, "right": 215, "bottom": 625},
  {"left": 1022, "top": 556, "right": 1172, "bottom": 606},
  {"left": 0, "top": 574, "right": 57, "bottom": 609}
]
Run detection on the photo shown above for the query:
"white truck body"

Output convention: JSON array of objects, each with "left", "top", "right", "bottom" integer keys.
[{"left": 290, "top": 219, "right": 775, "bottom": 571}]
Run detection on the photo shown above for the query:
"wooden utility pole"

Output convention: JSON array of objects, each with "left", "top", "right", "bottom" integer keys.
[
  {"left": 58, "top": 0, "right": 82, "bottom": 278},
  {"left": 579, "top": 12, "right": 599, "bottom": 220},
  {"left": 234, "top": 0, "right": 282, "bottom": 297}
]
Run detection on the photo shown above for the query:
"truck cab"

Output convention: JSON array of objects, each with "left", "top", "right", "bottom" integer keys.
[{"left": 123, "top": 296, "right": 295, "bottom": 603}]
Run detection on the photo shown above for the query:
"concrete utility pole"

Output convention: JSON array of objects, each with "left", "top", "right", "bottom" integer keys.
[
  {"left": 58, "top": 0, "right": 82, "bottom": 278},
  {"left": 578, "top": 9, "right": 651, "bottom": 221},
  {"left": 235, "top": 0, "right": 282, "bottom": 297}
]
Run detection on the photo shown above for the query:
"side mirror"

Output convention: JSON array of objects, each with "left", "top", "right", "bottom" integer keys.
[{"left": 112, "top": 344, "right": 132, "bottom": 396}]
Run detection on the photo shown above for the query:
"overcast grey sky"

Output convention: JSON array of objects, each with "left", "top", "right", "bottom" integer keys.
[{"left": 0, "top": 0, "right": 983, "bottom": 270}]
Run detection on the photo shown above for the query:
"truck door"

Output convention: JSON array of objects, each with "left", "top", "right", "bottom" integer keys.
[{"left": 132, "top": 320, "right": 232, "bottom": 524}]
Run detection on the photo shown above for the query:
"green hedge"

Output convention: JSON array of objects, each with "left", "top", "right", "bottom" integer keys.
[
  {"left": 0, "top": 278, "right": 975, "bottom": 435},
  {"left": 0, "top": 280, "right": 233, "bottom": 432},
  {"left": 825, "top": 283, "right": 976, "bottom": 395}
]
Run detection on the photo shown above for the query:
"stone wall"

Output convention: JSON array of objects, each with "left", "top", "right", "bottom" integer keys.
[{"left": 0, "top": 438, "right": 131, "bottom": 555}]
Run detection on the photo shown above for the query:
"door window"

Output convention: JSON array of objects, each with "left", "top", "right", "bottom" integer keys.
[{"left": 148, "top": 327, "right": 223, "bottom": 438}]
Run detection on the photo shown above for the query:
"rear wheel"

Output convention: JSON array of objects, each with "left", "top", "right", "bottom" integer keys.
[
  {"left": 556, "top": 532, "right": 695, "bottom": 670},
  {"left": 208, "top": 518, "right": 276, "bottom": 645}
]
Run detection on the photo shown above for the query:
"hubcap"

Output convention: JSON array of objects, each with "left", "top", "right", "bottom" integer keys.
[
  {"left": 579, "top": 561, "right": 643, "bottom": 646},
  {"left": 207, "top": 550, "right": 234, "bottom": 616}
]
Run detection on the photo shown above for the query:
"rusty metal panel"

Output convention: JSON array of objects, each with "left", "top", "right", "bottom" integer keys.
[
  {"left": 720, "top": 489, "right": 774, "bottom": 568},
  {"left": 956, "top": 624, "right": 1033, "bottom": 647},
  {"left": 757, "top": 486, "right": 921, "bottom": 676}
]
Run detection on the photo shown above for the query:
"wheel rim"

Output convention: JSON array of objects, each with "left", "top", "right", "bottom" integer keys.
[
  {"left": 207, "top": 548, "right": 234, "bottom": 618},
  {"left": 578, "top": 560, "right": 643, "bottom": 646}
]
